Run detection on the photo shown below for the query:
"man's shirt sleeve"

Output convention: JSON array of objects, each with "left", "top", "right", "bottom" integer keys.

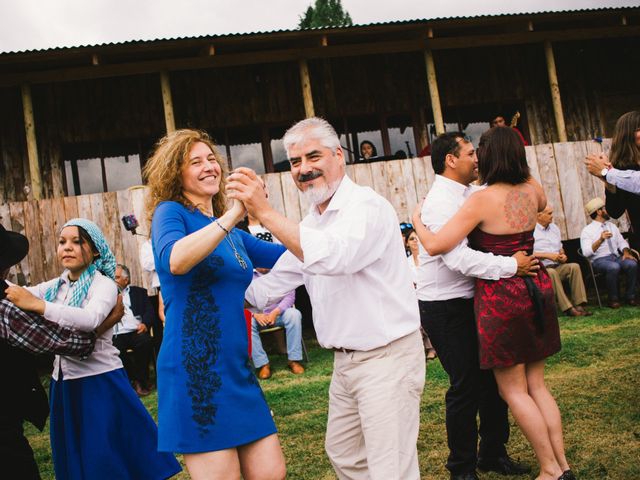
[{"left": 0, "top": 299, "right": 96, "bottom": 358}]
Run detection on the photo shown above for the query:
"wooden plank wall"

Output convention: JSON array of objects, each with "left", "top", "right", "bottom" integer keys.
[{"left": 1, "top": 139, "right": 628, "bottom": 287}]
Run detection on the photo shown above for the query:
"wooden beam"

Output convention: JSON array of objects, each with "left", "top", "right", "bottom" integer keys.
[
  {"left": 159, "top": 71, "right": 176, "bottom": 133},
  {"left": 261, "top": 126, "right": 274, "bottom": 173},
  {"left": 20, "top": 84, "right": 43, "bottom": 200},
  {"left": 380, "top": 115, "right": 391, "bottom": 156},
  {"left": 91, "top": 53, "right": 100, "bottom": 66},
  {"left": 298, "top": 59, "right": 315, "bottom": 118},
  {"left": 424, "top": 49, "right": 444, "bottom": 136},
  {"left": 544, "top": 40, "right": 568, "bottom": 142},
  {"left": 1, "top": 25, "right": 638, "bottom": 88}
]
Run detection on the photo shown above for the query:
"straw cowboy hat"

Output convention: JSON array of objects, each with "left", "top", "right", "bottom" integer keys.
[
  {"left": 0, "top": 224, "right": 29, "bottom": 271},
  {"left": 585, "top": 197, "right": 605, "bottom": 216}
]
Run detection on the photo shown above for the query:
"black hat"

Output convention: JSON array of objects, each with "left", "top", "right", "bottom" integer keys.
[{"left": 0, "top": 224, "right": 29, "bottom": 271}]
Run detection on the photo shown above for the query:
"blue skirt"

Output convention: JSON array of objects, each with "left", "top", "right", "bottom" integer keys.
[{"left": 50, "top": 368, "right": 181, "bottom": 480}]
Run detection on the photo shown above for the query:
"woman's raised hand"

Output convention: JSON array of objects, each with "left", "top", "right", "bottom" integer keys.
[
  {"left": 412, "top": 198, "right": 425, "bottom": 226},
  {"left": 5, "top": 285, "right": 45, "bottom": 314},
  {"left": 229, "top": 197, "right": 247, "bottom": 223}
]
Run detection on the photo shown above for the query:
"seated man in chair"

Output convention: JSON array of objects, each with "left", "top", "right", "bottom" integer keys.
[
  {"left": 534, "top": 205, "right": 591, "bottom": 316},
  {"left": 251, "top": 269, "right": 304, "bottom": 380},
  {"left": 580, "top": 197, "right": 638, "bottom": 308},
  {"left": 113, "top": 264, "right": 157, "bottom": 396}
]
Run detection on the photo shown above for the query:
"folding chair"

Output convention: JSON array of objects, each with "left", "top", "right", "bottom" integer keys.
[
  {"left": 577, "top": 248, "right": 604, "bottom": 308},
  {"left": 258, "top": 325, "right": 309, "bottom": 363}
]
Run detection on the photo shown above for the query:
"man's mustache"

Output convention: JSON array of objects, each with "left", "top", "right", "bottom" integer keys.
[{"left": 298, "top": 170, "right": 323, "bottom": 183}]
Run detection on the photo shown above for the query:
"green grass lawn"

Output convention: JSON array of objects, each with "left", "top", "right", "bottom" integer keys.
[{"left": 26, "top": 305, "right": 640, "bottom": 479}]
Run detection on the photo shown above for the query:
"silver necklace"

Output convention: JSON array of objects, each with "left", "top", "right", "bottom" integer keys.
[
  {"left": 223, "top": 232, "right": 248, "bottom": 270},
  {"left": 204, "top": 211, "right": 247, "bottom": 270}
]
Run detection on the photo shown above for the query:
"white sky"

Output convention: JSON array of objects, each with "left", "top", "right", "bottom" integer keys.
[{"left": 0, "top": 0, "right": 636, "bottom": 53}]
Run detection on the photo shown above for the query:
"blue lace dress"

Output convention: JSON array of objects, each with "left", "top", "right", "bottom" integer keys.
[{"left": 152, "top": 201, "right": 286, "bottom": 453}]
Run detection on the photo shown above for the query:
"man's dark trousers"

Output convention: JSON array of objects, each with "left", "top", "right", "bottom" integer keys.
[
  {"left": 113, "top": 331, "right": 153, "bottom": 386},
  {"left": 419, "top": 297, "right": 509, "bottom": 475}
]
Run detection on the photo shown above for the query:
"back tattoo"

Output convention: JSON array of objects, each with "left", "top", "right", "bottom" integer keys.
[{"left": 504, "top": 190, "right": 537, "bottom": 230}]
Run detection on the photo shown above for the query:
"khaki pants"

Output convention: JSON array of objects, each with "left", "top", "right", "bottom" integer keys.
[
  {"left": 325, "top": 329, "right": 425, "bottom": 480},
  {"left": 546, "top": 263, "right": 588, "bottom": 312}
]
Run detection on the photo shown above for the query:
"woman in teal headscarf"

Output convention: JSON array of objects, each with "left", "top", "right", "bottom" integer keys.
[{"left": 6, "top": 218, "right": 181, "bottom": 480}]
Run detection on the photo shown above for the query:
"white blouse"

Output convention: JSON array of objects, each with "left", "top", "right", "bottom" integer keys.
[{"left": 27, "top": 270, "right": 123, "bottom": 380}]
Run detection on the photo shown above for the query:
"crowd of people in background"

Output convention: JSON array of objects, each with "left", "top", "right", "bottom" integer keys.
[{"left": 1, "top": 110, "right": 639, "bottom": 480}]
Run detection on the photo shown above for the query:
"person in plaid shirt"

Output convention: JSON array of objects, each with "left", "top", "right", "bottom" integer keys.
[{"left": 0, "top": 224, "right": 123, "bottom": 479}]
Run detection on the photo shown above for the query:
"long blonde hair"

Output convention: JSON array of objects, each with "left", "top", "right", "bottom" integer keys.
[{"left": 143, "top": 129, "right": 228, "bottom": 224}]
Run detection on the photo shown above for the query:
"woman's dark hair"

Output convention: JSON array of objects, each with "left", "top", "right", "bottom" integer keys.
[
  {"left": 479, "top": 127, "right": 530, "bottom": 185},
  {"left": 76, "top": 226, "right": 99, "bottom": 265},
  {"left": 402, "top": 227, "right": 416, "bottom": 255},
  {"left": 402, "top": 227, "right": 415, "bottom": 244},
  {"left": 610, "top": 111, "right": 640, "bottom": 169},
  {"left": 359, "top": 140, "right": 377, "bottom": 158}
]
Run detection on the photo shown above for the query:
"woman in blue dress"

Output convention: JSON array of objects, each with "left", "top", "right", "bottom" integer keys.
[{"left": 144, "top": 129, "right": 287, "bottom": 479}]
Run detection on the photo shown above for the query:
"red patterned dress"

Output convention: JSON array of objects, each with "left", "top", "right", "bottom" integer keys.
[{"left": 469, "top": 229, "right": 561, "bottom": 370}]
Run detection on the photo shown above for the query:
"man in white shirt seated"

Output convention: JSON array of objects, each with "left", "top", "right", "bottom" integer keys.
[
  {"left": 580, "top": 198, "right": 638, "bottom": 308},
  {"left": 113, "top": 264, "right": 156, "bottom": 396},
  {"left": 534, "top": 205, "right": 591, "bottom": 317},
  {"left": 228, "top": 117, "right": 425, "bottom": 480}
]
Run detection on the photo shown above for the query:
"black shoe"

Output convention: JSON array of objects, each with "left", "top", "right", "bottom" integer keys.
[
  {"left": 450, "top": 473, "right": 479, "bottom": 480},
  {"left": 477, "top": 455, "right": 531, "bottom": 475},
  {"left": 559, "top": 470, "right": 577, "bottom": 480}
]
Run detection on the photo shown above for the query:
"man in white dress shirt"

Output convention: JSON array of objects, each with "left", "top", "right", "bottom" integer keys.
[
  {"left": 580, "top": 197, "right": 638, "bottom": 308},
  {"left": 415, "top": 132, "right": 534, "bottom": 480},
  {"left": 227, "top": 117, "right": 424, "bottom": 480},
  {"left": 533, "top": 205, "right": 591, "bottom": 317}
]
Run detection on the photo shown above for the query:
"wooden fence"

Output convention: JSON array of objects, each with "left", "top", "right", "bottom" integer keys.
[{"left": 1, "top": 139, "right": 626, "bottom": 288}]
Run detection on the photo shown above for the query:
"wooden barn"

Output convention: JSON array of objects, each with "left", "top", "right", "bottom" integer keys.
[{"left": 0, "top": 6, "right": 638, "bottom": 286}]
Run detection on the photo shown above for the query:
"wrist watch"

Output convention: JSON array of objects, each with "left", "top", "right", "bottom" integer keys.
[{"left": 600, "top": 166, "right": 610, "bottom": 178}]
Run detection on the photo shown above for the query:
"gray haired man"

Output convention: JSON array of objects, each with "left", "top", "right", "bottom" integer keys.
[{"left": 227, "top": 117, "right": 425, "bottom": 480}]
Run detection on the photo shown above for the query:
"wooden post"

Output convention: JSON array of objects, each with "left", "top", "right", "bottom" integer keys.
[
  {"left": 160, "top": 71, "right": 176, "bottom": 133},
  {"left": 544, "top": 40, "right": 568, "bottom": 142},
  {"left": 20, "top": 84, "right": 42, "bottom": 200},
  {"left": 380, "top": 115, "right": 391, "bottom": 156},
  {"left": 424, "top": 49, "right": 445, "bottom": 136},
  {"left": 298, "top": 59, "right": 315, "bottom": 118}
]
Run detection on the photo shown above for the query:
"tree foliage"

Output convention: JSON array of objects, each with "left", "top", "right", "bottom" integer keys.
[{"left": 298, "top": 0, "right": 353, "bottom": 29}]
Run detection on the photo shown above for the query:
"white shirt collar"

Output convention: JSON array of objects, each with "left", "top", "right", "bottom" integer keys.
[
  {"left": 309, "top": 174, "right": 352, "bottom": 217},
  {"left": 434, "top": 174, "right": 470, "bottom": 196}
]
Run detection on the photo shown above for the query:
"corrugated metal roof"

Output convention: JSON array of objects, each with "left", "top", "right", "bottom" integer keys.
[{"left": 1, "top": 6, "right": 636, "bottom": 56}]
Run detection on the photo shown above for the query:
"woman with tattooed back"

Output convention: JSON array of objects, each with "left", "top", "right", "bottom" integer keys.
[{"left": 413, "top": 127, "right": 574, "bottom": 480}]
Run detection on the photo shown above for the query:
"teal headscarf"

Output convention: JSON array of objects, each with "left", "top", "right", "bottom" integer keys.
[{"left": 44, "top": 218, "right": 116, "bottom": 308}]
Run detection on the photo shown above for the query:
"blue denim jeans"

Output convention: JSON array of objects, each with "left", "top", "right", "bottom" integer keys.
[
  {"left": 592, "top": 254, "right": 638, "bottom": 301},
  {"left": 251, "top": 308, "right": 303, "bottom": 368}
]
